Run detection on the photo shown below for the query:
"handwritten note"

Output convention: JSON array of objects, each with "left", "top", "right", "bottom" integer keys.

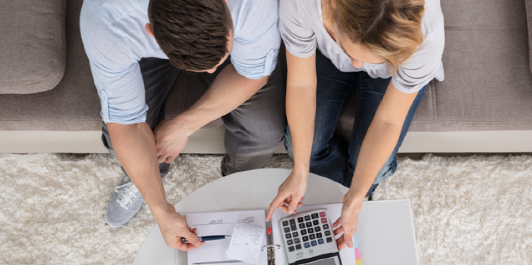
[{"left": 225, "top": 220, "right": 265, "bottom": 264}]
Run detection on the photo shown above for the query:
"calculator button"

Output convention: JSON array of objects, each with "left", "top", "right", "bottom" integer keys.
[
  {"left": 320, "top": 212, "right": 326, "bottom": 217},
  {"left": 318, "top": 239, "right": 324, "bottom": 245},
  {"left": 290, "top": 219, "right": 297, "bottom": 231},
  {"left": 303, "top": 236, "right": 309, "bottom": 242},
  {"left": 315, "top": 226, "right": 321, "bottom": 232},
  {"left": 323, "top": 224, "right": 329, "bottom": 230},
  {"left": 287, "top": 239, "right": 293, "bottom": 245},
  {"left": 297, "top": 217, "right": 304, "bottom": 223},
  {"left": 309, "top": 234, "right": 316, "bottom": 240},
  {"left": 311, "top": 240, "right": 318, "bottom": 247},
  {"left": 325, "top": 231, "right": 331, "bottom": 236},
  {"left": 294, "top": 238, "right": 301, "bottom": 244},
  {"left": 313, "top": 220, "right": 319, "bottom": 226},
  {"left": 308, "top": 228, "right": 314, "bottom": 234},
  {"left": 311, "top": 213, "right": 319, "bottom": 219},
  {"left": 326, "top": 237, "right": 333, "bottom": 243},
  {"left": 289, "top": 246, "right": 295, "bottom": 252},
  {"left": 293, "top": 232, "right": 299, "bottom": 237},
  {"left": 304, "top": 242, "right": 311, "bottom": 248},
  {"left": 305, "top": 215, "right": 311, "bottom": 221},
  {"left": 306, "top": 222, "right": 312, "bottom": 228},
  {"left": 284, "top": 227, "right": 290, "bottom": 233},
  {"left": 299, "top": 223, "right": 305, "bottom": 229},
  {"left": 316, "top": 233, "right": 322, "bottom": 238},
  {"left": 301, "top": 230, "right": 307, "bottom": 235},
  {"left": 286, "top": 233, "right": 292, "bottom": 239},
  {"left": 283, "top": 221, "right": 289, "bottom": 227},
  {"left": 321, "top": 218, "right": 327, "bottom": 224},
  {"left": 296, "top": 244, "right": 302, "bottom": 250}
]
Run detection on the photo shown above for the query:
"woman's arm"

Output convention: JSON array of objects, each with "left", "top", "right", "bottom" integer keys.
[
  {"left": 354, "top": 82, "right": 418, "bottom": 197},
  {"left": 334, "top": 82, "right": 419, "bottom": 249},
  {"left": 266, "top": 49, "right": 317, "bottom": 221},
  {"left": 286, "top": 50, "right": 318, "bottom": 175}
]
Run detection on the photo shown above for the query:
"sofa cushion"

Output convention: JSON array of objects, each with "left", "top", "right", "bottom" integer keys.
[
  {"left": 0, "top": 0, "right": 67, "bottom": 94},
  {"left": 527, "top": 0, "right": 532, "bottom": 74}
]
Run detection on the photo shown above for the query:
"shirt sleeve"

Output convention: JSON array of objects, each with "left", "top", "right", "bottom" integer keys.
[
  {"left": 392, "top": 23, "right": 445, "bottom": 94},
  {"left": 230, "top": 1, "right": 281, "bottom": 80},
  {"left": 80, "top": 6, "right": 148, "bottom": 125},
  {"left": 278, "top": 0, "right": 317, "bottom": 59}
]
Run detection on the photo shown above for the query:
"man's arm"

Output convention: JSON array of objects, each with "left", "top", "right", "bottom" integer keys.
[
  {"left": 155, "top": 63, "right": 268, "bottom": 163},
  {"left": 107, "top": 122, "right": 203, "bottom": 250}
]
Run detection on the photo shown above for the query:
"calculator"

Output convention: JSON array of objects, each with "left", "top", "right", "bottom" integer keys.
[{"left": 280, "top": 209, "right": 342, "bottom": 265}]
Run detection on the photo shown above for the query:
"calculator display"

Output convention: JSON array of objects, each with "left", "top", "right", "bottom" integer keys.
[{"left": 300, "top": 256, "right": 340, "bottom": 265}]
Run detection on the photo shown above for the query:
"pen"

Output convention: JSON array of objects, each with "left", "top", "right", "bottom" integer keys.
[{"left": 181, "top": 235, "right": 231, "bottom": 243}]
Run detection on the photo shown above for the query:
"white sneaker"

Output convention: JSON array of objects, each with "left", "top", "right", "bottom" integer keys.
[{"left": 105, "top": 176, "right": 145, "bottom": 228}]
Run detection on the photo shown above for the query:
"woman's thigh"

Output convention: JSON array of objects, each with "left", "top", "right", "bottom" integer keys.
[{"left": 345, "top": 75, "right": 429, "bottom": 187}]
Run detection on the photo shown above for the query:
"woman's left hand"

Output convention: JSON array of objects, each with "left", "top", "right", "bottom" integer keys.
[{"left": 332, "top": 190, "right": 365, "bottom": 250}]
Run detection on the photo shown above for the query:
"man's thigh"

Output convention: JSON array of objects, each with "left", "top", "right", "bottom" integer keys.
[
  {"left": 222, "top": 61, "right": 286, "bottom": 142},
  {"left": 139, "top": 58, "right": 181, "bottom": 129}
]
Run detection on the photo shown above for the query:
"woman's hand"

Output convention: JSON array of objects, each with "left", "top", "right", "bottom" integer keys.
[
  {"left": 265, "top": 170, "right": 308, "bottom": 221},
  {"left": 332, "top": 190, "right": 365, "bottom": 250}
]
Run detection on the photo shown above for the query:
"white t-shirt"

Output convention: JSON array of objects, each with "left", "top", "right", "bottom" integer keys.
[{"left": 279, "top": 0, "right": 445, "bottom": 93}]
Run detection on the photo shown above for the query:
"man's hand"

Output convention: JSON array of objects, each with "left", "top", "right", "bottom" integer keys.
[
  {"left": 155, "top": 203, "right": 205, "bottom": 251},
  {"left": 265, "top": 170, "right": 307, "bottom": 221},
  {"left": 154, "top": 118, "right": 193, "bottom": 163},
  {"left": 332, "top": 191, "right": 365, "bottom": 250}
]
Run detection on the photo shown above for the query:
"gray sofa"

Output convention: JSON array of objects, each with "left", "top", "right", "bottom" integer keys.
[{"left": 1, "top": 0, "right": 532, "bottom": 154}]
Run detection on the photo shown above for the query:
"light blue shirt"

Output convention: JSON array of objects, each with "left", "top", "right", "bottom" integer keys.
[{"left": 80, "top": 0, "right": 280, "bottom": 125}]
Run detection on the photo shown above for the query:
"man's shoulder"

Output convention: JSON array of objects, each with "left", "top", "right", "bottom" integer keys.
[
  {"left": 84, "top": 0, "right": 148, "bottom": 24},
  {"left": 81, "top": 0, "right": 153, "bottom": 67},
  {"left": 229, "top": 0, "right": 279, "bottom": 40}
]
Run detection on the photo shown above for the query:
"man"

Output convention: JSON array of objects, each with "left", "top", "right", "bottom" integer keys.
[{"left": 80, "top": 0, "right": 284, "bottom": 250}]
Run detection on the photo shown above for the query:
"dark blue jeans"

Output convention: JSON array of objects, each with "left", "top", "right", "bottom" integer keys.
[{"left": 285, "top": 51, "right": 428, "bottom": 196}]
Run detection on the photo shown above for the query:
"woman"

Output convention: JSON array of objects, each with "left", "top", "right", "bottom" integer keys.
[{"left": 266, "top": 0, "right": 444, "bottom": 249}]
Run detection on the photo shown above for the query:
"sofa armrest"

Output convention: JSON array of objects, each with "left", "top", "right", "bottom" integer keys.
[{"left": 0, "top": 0, "right": 67, "bottom": 94}]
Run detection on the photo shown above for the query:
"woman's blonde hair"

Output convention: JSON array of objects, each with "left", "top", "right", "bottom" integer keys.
[{"left": 325, "top": 0, "right": 425, "bottom": 73}]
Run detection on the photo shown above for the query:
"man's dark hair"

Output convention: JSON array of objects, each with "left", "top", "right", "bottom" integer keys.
[{"left": 148, "top": 0, "right": 232, "bottom": 71}]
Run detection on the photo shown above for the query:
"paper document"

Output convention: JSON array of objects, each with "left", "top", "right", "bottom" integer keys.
[
  {"left": 187, "top": 210, "right": 267, "bottom": 265},
  {"left": 226, "top": 220, "right": 265, "bottom": 264}
]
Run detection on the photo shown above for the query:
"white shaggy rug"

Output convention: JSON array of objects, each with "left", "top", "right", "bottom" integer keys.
[{"left": 0, "top": 153, "right": 531, "bottom": 264}]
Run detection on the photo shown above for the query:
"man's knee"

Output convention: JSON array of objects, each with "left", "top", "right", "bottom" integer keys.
[{"left": 249, "top": 125, "right": 285, "bottom": 151}]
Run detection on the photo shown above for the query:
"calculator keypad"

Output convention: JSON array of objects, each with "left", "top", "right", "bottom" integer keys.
[{"left": 281, "top": 210, "right": 336, "bottom": 254}]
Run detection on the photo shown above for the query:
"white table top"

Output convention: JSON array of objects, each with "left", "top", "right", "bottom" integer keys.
[{"left": 132, "top": 168, "right": 418, "bottom": 265}]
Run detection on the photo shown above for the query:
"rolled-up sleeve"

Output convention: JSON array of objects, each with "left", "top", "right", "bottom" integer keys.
[
  {"left": 279, "top": 0, "right": 316, "bottom": 59},
  {"left": 230, "top": 1, "right": 281, "bottom": 79},
  {"left": 80, "top": 8, "right": 148, "bottom": 125},
  {"left": 89, "top": 61, "right": 148, "bottom": 125}
]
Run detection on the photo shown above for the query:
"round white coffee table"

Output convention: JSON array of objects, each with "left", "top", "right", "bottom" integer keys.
[
  {"left": 132, "top": 168, "right": 418, "bottom": 265},
  {"left": 132, "top": 168, "right": 348, "bottom": 265}
]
